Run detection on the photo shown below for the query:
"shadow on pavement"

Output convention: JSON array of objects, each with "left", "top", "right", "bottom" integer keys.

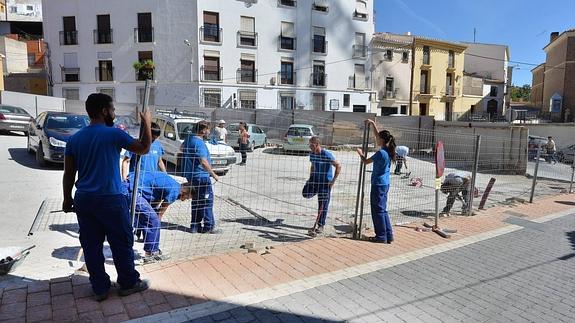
[
  {"left": 222, "top": 217, "right": 311, "bottom": 231},
  {"left": 555, "top": 201, "right": 575, "bottom": 206},
  {"left": 7, "top": 148, "right": 62, "bottom": 171}
]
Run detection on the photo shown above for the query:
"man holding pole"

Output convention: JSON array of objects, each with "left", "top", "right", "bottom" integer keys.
[{"left": 62, "top": 93, "right": 152, "bottom": 301}]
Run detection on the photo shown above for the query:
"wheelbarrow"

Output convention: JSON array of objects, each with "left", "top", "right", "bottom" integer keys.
[{"left": 0, "top": 245, "right": 35, "bottom": 275}]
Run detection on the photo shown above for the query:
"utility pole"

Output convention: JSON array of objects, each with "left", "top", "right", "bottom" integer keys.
[
  {"left": 473, "top": 28, "right": 476, "bottom": 43},
  {"left": 408, "top": 37, "right": 415, "bottom": 116}
]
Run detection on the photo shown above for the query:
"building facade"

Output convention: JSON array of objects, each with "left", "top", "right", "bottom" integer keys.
[
  {"left": 43, "top": 0, "right": 374, "bottom": 112},
  {"left": 530, "top": 63, "right": 544, "bottom": 108}
]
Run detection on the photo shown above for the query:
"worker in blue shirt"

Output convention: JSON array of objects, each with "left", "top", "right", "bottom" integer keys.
[
  {"left": 181, "top": 121, "right": 220, "bottom": 233},
  {"left": 303, "top": 136, "right": 341, "bottom": 234},
  {"left": 357, "top": 119, "right": 396, "bottom": 244},
  {"left": 62, "top": 93, "right": 152, "bottom": 301},
  {"left": 121, "top": 122, "right": 166, "bottom": 181},
  {"left": 124, "top": 171, "right": 193, "bottom": 263}
]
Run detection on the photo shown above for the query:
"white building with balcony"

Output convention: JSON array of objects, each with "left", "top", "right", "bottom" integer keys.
[{"left": 42, "top": 0, "right": 374, "bottom": 112}]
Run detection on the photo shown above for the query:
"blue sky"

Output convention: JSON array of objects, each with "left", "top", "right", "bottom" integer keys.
[{"left": 375, "top": 0, "right": 575, "bottom": 86}]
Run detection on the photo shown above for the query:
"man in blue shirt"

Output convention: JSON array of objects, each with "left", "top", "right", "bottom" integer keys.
[
  {"left": 181, "top": 121, "right": 220, "bottom": 233},
  {"left": 62, "top": 93, "right": 152, "bottom": 301},
  {"left": 303, "top": 136, "right": 341, "bottom": 234},
  {"left": 121, "top": 122, "right": 166, "bottom": 180}
]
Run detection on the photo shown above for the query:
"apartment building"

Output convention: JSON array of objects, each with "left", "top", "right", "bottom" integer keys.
[
  {"left": 530, "top": 30, "right": 575, "bottom": 122},
  {"left": 371, "top": 32, "right": 412, "bottom": 116},
  {"left": 43, "top": 0, "right": 374, "bottom": 112}
]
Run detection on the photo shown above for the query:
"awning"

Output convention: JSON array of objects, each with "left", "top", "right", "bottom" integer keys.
[{"left": 239, "top": 90, "right": 257, "bottom": 101}]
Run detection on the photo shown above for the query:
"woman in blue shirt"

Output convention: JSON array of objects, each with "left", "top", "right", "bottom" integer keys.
[{"left": 356, "top": 119, "right": 396, "bottom": 244}]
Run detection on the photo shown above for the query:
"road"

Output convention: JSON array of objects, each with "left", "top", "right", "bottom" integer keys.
[{"left": 191, "top": 212, "right": 575, "bottom": 322}]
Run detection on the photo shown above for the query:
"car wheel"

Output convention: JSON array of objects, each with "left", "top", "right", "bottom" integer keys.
[
  {"left": 27, "top": 135, "right": 34, "bottom": 154},
  {"left": 36, "top": 144, "right": 46, "bottom": 167},
  {"left": 248, "top": 141, "right": 255, "bottom": 152}
]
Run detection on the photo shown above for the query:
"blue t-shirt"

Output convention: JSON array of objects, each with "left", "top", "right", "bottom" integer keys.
[
  {"left": 181, "top": 136, "right": 211, "bottom": 181},
  {"left": 125, "top": 140, "right": 164, "bottom": 175},
  {"left": 127, "top": 171, "right": 180, "bottom": 204},
  {"left": 309, "top": 149, "right": 336, "bottom": 183},
  {"left": 65, "top": 124, "right": 135, "bottom": 195},
  {"left": 371, "top": 148, "right": 391, "bottom": 186}
]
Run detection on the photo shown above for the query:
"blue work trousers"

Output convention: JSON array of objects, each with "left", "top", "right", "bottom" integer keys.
[
  {"left": 74, "top": 193, "right": 141, "bottom": 295},
  {"left": 133, "top": 195, "right": 161, "bottom": 253},
  {"left": 370, "top": 185, "right": 394, "bottom": 242},
  {"left": 190, "top": 177, "right": 215, "bottom": 232},
  {"left": 302, "top": 180, "right": 331, "bottom": 226}
]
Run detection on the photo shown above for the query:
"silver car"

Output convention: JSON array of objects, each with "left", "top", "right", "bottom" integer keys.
[
  {"left": 283, "top": 124, "right": 316, "bottom": 152},
  {"left": 557, "top": 144, "right": 575, "bottom": 164},
  {"left": 0, "top": 105, "right": 32, "bottom": 135}
]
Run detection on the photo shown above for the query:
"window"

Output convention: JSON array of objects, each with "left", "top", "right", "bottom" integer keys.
[
  {"left": 280, "top": 60, "right": 294, "bottom": 85},
  {"left": 352, "top": 64, "right": 365, "bottom": 89},
  {"left": 136, "top": 51, "right": 154, "bottom": 81},
  {"left": 202, "top": 88, "right": 221, "bottom": 108},
  {"left": 279, "top": 0, "right": 296, "bottom": 7},
  {"left": 239, "top": 90, "right": 257, "bottom": 109},
  {"left": 422, "top": 46, "right": 430, "bottom": 65},
  {"left": 490, "top": 86, "right": 498, "bottom": 97},
  {"left": 313, "top": 26, "right": 326, "bottom": 54},
  {"left": 28, "top": 54, "right": 36, "bottom": 66},
  {"left": 239, "top": 16, "right": 256, "bottom": 47},
  {"left": 97, "top": 60, "right": 113, "bottom": 81},
  {"left": 402, "top": 51, "right": 409, "bottom": 63},
  {"left": 61, "top": 16, "right": 78, "bottom": 45},
  {"left": 448, "top": 50, "right": 455, "bottom": 68},
  {"left": 164, "top": 122, "right": 176, "bottom": 140},
  {"left": 137, "top": 87, "right": 156, "bottom": 105},
  {"left": 202, "top": 11, "right": 221, "bottom": 43},
  {"left": 354, "top": 0, "right": 368, "bottom": 19},
  {"left": 385, "top": 50, "right": 393, "bottom": 61},
  {"left": 343, "top": 94, "right": 350, "bottom": 107},
  {"left": 239, "top": 57, "right": 256, "bottom": 83},
  {"left": 98, "top": 88, "right": 115, "bottom": 100},
  {"left": 26, "top": 5, "right": 33, "bottom": 11},
  {"left": 136, "top": 13, "right": 153, "bottom": 43},
  {"left": 95, "top": 14, "right": 112, "bottom": 44},
  {"left": 353, "top": 105, "right": 366, "bottom": 113},
  {"left": 280, "top": 22, "right": 296, "bottom": 50},
  {"left": 400, "top": 105, "right": 407, "bottom": 114},
  {"left": 313, "top": 0, "right": 328, "bottom": 12},
  {"left": 9, "top": 6, "right": 16, "bottom": 13},
  {"left": 62, "top": 53, "right": 79, "bottom": 82},
  {"left": 62, "top": 88, "right": 79, "bottom": 100},
  {"left": 353, "top": 33, "right": 366, "bottom": 58},
  {"left": 312, "top": 61, "right": 326, "bottom": 87},
  {"left": 445, "top": 102, "right": 452, "bottom": 121},
  {"left": 420, "top": 70, "right": 429, "bottom": 94},
  {"left": 203, "top": 54, "right": 221, "bottom": 81},
  {"left": 446, "top": 73, "right": 453, "bottom": 95},
  {"left": 385, "top": 77, "right": 394, "bottom": 98},
  {"left": 280, "top": 93, "right": 295, "bottom": 110},
  {"left": 312, "top": 93, "right": 325, "bottom": 111}
]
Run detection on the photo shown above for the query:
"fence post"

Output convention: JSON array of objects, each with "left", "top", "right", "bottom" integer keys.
[
  {"left": 353, "top": 124, "right": 369, "bottom": 239},
  {"left": 467, "top": 135, "right": 481, "bottom": 216},
  {"left": 529, "top": 148, "right": 541, "bottom": 203},
  {"left": 570, "top": 156, "right": 575, "bottom": 194},
  {"left": 357, "top": 125, "right": 370, "bottom": 239}
]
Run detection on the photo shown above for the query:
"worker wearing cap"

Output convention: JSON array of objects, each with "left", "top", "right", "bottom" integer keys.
[
  {"left": 213, "top": 120, "right": 228, "bottom": 143},
  {"left": 440, "top": 172, "right": 471, "bottom": 216}
]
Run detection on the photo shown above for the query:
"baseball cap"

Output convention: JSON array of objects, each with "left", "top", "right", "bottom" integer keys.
[{"left": 218, "top": 119, "right": 226, "bottom": 124}]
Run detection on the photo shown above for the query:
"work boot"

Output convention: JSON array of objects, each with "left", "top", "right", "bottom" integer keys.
[
  {"left": 118, "top": 280, "right": 149, "bottom": 297},
  {"left": 143, "top": 250, "right": 170, "bottom": 264},
  {"left": 314, "top": 226, "right": 324, "bottom": 234}
]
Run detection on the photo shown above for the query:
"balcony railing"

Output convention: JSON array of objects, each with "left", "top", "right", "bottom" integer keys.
[
  {"left": 352, "top": 45, "right": 367, "bottom": 58},
  {"left": 61, "top": 67, "right": 80, "bottom": 82},
  {"left": 421, "top": 55, "right": 431, "bottom": 66},
  {"left": 420, "top": 85, "right": 437, "bottom": 96},
  {"left": 312, "top": 38, "right": 328, "bottom": 54},
  {"left": 381, "top": 88, "right": 398, "bottom": 99},
  {"left": 278, "top": 71, "right": 296, "bottom": 85},
  {"left": 200, "top": 25, "right": 223, "bottom": 43},
  {"left": 447, "top": 58, "right": 455, "bottom": 69},
  {"left": 59, "top": 31, "right": 78, "bottom": 45},
  {"left": 348, "top": 75, "right": 369, "bottom": 90},
  {"left": 136, "top": 68, "right": 154, "bottom": 81},
  {"left": 237, "top": 31, "right": 257, "bottom": 47},
  {"left": 93, "top": 29, "right": 113, "bottom": 44},
  {"left": 237, "top": 68, "right": 257, "bottom": 84},
  {"left": 311, "top": 72, "right": 327, "bottom": 87},
  {"left": 95, "top": 67, "right": 114, "bottom": 82},
  {"left": 134, "top": 27, "right": 154, "bottom": 43},
  {"left": 278, "top": 0, "right": 296, "bottom": 7},
  {"left": 279, "top": 36, "right": 296, "bottom": 50},
  {"left": 312, "top": 3, "right": 328, "bottom": 12},
  {"left": 443, "top": 86, "right": 459, "bottom": 97},
  {"left": 201, "top": 66, "right": 223, "bottom": 82}
]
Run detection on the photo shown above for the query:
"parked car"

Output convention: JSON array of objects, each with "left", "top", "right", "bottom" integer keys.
[
  {"left": 283, "top": 124, "right": 317, "bottom": 152},
  {"left": 152, "top": 113, "right": 236, "bottom": 175},
  {"left": 0, "top": 105, "right": 33, "bottom": 135},
  {"left": 27, "top": 112, "right": 89, "bottom": 166},
  {"left": 557, "top": 144, "right": 575, "bottom": 164},
  {"left": 226, "top": 123, "right": 267, "bottom": 151},
  {"left": 528, "top": 135, "right": 548, "bottom": 160},
  {"left": 115, "top": 115, "right": 140, "bottom": 138}
]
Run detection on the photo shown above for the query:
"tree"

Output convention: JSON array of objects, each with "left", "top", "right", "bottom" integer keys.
[{"left": 510, "top": 84, "right": 531, "bottom": 102}]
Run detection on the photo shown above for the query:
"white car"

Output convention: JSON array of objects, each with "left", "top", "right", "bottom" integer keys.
[
  {"left": 153, "top": 113, "right": 236, "bottom": 175},
  {"left": 283, "top": 124, "right": 316, "bottom": 152}
]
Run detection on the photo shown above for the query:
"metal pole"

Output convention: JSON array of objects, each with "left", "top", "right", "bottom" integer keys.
[
  {"left": 570, "top": 156, "right": 575, "bottom": 194},
  {"left": 357, "top": 125, "right": 370, "bottom": 239},
  {"left": 35, "top": 96, "right": 38, "bottom": 117},
  {"left": 130, "top": 79, "right": 151, "bottom": 226},
  {"left": 352, "top": 125, "right": 368, "bottom": 239},
  {"left": 468, "top": 135, "right": 481, "bottom": 216},
  {"left": 434, "top": 186, "right": 439, "bottom": 228},
  {"left": 529, "top": 148, "right": 541, "bottom": 203}
]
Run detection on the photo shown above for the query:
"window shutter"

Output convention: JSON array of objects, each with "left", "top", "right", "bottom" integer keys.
[
  {"left": 281, "top": 22, "right": 295, "bottom": 38},
  {"left": 240, "top": 16, "right": 255, "bottom": 32},
  {"left": 63, "top": 53, "right": 78, "bottom": 68},
  {"left": 355, "top": 1, "right": 368, "bottom": 15},
  {"left": 313, "top": 26, "right": 325, "bottom": 36}
]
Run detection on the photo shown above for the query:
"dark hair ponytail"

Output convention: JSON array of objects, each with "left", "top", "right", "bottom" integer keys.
[{"left": 378, "top": 130, "right": 396, "bottom": 161}]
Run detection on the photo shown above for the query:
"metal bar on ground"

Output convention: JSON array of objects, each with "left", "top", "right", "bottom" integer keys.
[
  {"left": 478, "top": 177, "right": 496, "bottom": 210},
  {"left": 468, "top": 135, "right": 481, "bottom": 216},
  {"left": 529, "top": 148, "right": 541, "bottom": 203}
]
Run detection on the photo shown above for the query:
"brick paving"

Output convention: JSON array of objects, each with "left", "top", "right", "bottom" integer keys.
[{"left": 0, "top": 193, "right": 573, "bottom": 322}]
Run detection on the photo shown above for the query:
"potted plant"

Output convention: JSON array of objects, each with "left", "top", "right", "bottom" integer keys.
[{"left": 133, "top": 59, "right": 155, "bottom": 80}]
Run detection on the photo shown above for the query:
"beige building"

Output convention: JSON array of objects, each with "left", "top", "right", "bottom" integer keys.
[
  {"left": 531, "top": 30, "right": 575, "bottom": 122},
  {"left": 411, "top": 37, "right": 466, "bottom": 121}
]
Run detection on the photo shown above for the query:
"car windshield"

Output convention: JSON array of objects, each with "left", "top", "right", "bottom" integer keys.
[
  {"left": 227, "top": 124, "right": 240, "bottom": 132},
  {"left": 45, "top": 115, "right": 89, "bottom": 129},
  {"left": 287, "top": 127, "right": 312, "bottom": 136},
  {"left": 177, "top": 122, "right": 196, "bottom": 139},
  {"left": 115, "top": 116, "right": 137, "bottom": 127},
  {"left": 0, "top": 105, "right": 28, "bottom": 115}
]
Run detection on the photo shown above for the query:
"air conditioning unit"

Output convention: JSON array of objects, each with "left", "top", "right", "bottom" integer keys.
[{"left": 270, "top": 77, "right": 276, "bottom": 85}]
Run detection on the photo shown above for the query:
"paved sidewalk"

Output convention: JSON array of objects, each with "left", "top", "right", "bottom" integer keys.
[{"left": 0, "top": 194, "right": 574, "bottom": 322}]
